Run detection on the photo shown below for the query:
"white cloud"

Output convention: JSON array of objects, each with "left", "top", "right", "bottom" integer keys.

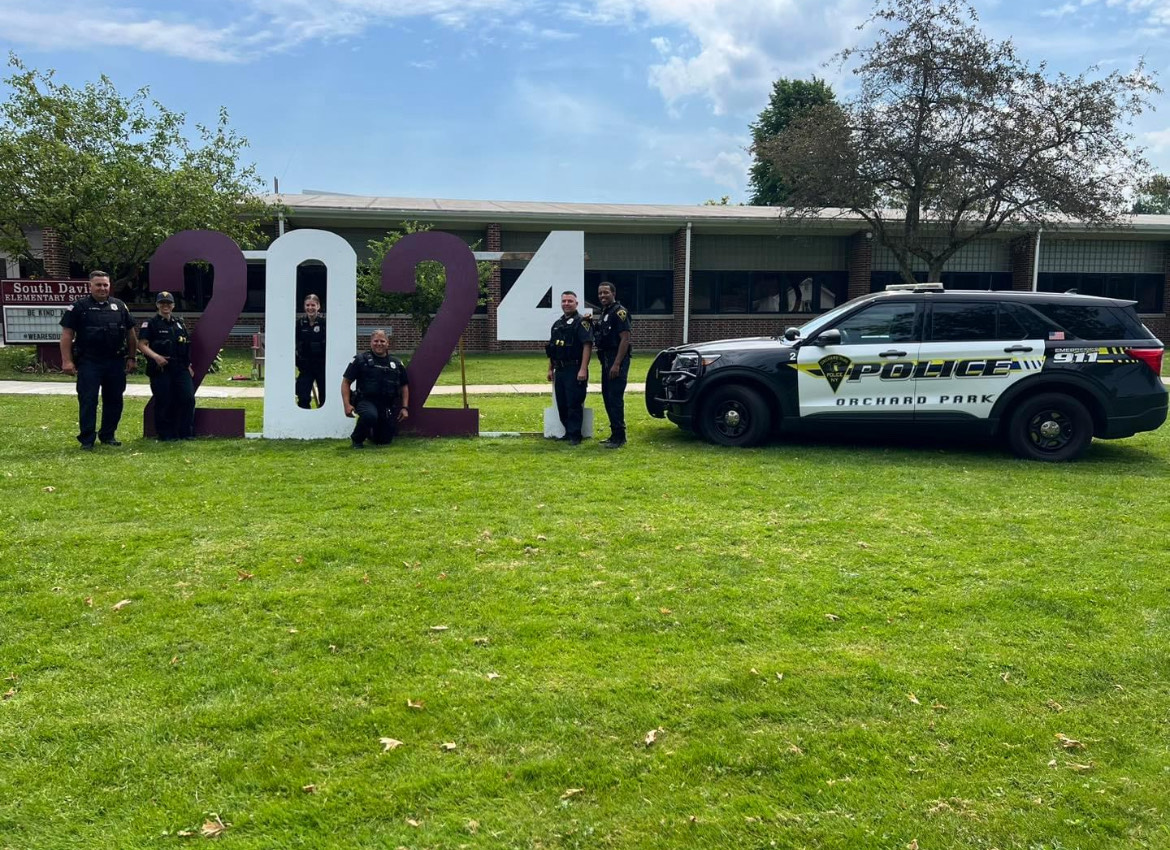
[
  {"left": 585, "top": 0, "right": 870, "bottom": 116},
  {"left": 635, "top": 127, "right": 752, "bottom": 197},
  {"left": 1145, "top": 127, "right": 1170, "bottom": 152},
  {"left": 513, "top": 79, "right": 612, "bottom": 137}
]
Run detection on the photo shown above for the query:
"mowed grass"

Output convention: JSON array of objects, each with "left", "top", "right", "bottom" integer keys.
[{"left": 1, "top": 393, "right": 1169, "bottom": 849}]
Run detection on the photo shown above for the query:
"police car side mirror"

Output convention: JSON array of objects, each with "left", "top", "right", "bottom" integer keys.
[
  {"left": 812, "top": 329, "right": 841, "bottom": 346},
  {"left": 783, "top": 326, "right": 800, "bottom": 342}
]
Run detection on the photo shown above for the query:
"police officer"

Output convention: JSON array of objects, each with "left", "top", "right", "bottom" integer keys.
[
  {"left": 341, "top": 329, "right": 410, "bottom": 448},
  {"left": 295, "top": 293, "right": 327, "bottom": 409},
  {"left": 594, "top": 281, "right": 633, "bottom": 448},
  {"left": 137, "top": 291, "right": 195, "bottom": 441},
  {"left": 545, "top": 290, "right": 593, "bottom": 445},
  {"left": 58, "top": 270, "right": 138, "bottom": 449}
]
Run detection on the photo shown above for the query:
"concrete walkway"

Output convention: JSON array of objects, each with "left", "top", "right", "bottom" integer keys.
[{"left": 0, "top": 380, "right": 648, "bottom": 398}]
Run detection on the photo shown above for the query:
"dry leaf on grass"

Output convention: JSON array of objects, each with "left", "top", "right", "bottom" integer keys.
[
  {"left": 329, "top": 645, "right": 338, "bottom": 654},
  {"left": 170, "top": 656, "right": 179, "bottom": 665},
  {"left": 406, "top": 818, "right": 420, "bottom": 827},
  {"left": 825, "top": 613, "right": 841, "bottom": 621},
  {"left": 644, "top": 729, "right": 661, "bottom": 747},
  {"left": 236, "top": 570, "right": 254, "bottom": 582},
  {"left": 2, "top": 688, "right": 15, "bottom": 700},
  {"left": 1067, "top": 761, "right": 1094, "bottom": 772},
  {"left": 1000, "top": 672, "right": 1011, "bottom": 683},
  {"left": 1048, "top": 759, "right": 1058, "bottom": 768},
  {"left": 858, "top": 541, "right": 870, "bottom": 549},
  {"left": 907, "top": 841, "right": 919, "bottom": 850},
  {"left": 776, "top": 672, "right": 784, "bottom": 681},
  {"left": 931, "top": 703, "right": 948, "bottom": 711},
  {"left": 288, "top": 628, "right": 298, "bottom": 634},
  {"left": 361, "top": 573, "right": 370, "bottom": 584},
  {"left": 466, "top": 819, "right": 480, "bottom": 833},
  {"left": 473, "top": 637, "right": 490, "bottom": 646},
  {"left": 407, "top": 699, "right": 425, "bottom": 710},
  {"left": 112, "top": 599, "right": 132, "bottom": 611},
  {"left": 750, "top": 668, "right": 759, "bottom": 675},
  {"left": 440, "top": 742, "right": 458, "bottom": 752},
  {"left": 302, "top": 784, "right": 317, "bottom": 794},
  {"left": 660, "top": 608, "right": 673, "bottom": 615},
  {"left": 42, "top": 486, "right": 56, "bottom": 493},
  {"left": 430, "top": 625, "right": 449, "bottom": 632},
  {"left": 201, "top": 815, "right": 228, "bottom": 838},
  {"left": 3, "top": 673, "right": 16, "bottom": 682},
  {"left": 1055, "top": 733, "right": 1085, "bottom": 750},
  {"left": 907, "top": 693, "right": 920, "bottom": 705},
  {"left": 486, "top": 672, "right": 501, "bottom": 681},
  {"left": 536, "top": 535, "right": 547, "bottom": 541},
  {"left": 294, "top": 556, "right": 304, "bottom": 564},
  {"left": 561, "top": 788, "right": 584, "bottom": 800},
  {"left": 1046, "top": 700, "right": 1064, "bottom": 712},
  {"left": 379, "top": 737, "right": 403, "bottom": 752},
  {"left": 787, "top": 744, "right": 803, "bottom": 755},
  {"left": 84, "top": 597, "right": 93, "bottom": 607}
]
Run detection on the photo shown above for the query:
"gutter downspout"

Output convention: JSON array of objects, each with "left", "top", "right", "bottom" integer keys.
[
  {"left": 683, "top": 221, "right": 692, "bottom": 344},
  {"left": 1031, "top": 226, "right": 1042, "bottom": 291}
]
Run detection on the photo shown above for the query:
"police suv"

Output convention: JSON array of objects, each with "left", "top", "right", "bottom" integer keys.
[{"left": 645, "top": 285, "right": 1167, "bottom": 461}]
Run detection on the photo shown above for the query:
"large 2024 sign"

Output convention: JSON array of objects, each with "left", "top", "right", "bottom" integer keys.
[{"left": 148, "top": 229, "right": 584, "bottom": 439}]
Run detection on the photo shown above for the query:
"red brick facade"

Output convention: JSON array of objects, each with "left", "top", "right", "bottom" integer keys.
[
  {"left": 41, "top": 228, "right": 70, "bottom": 279},
  {"left": 1011, "top": 233, "right": 1038, "bottom": 292},
  {"left": 847, "top": 231, "right": 873, "bottom": 300}
]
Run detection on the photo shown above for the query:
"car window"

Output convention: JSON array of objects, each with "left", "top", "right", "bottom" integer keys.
[
  {"left": 930, "top": 303, "right": 998, "bottom": 341},
  {"left": 1032, "top": 304, "right": 1140, "bottom": 340},
  {"left": 834, "top": 302, "right": 918, "bottom": 345}
]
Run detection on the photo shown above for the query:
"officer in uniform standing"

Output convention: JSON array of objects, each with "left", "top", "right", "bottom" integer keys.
[
  {"left": 341, "top": 329, "right": 410, "bottom": 448},
  {"left": 594, "top": 281, "right": 633, "bottom": 448},
  {"left": 58, "top": 270, "right": 138, "bottom": 449},
  {"left": 295, "top": 293, "right": 327, "bottom": 408},
  {"left": 545, "top": 290, "right": 593, "bottom": 445},
  {"left": 137, "top": 291, "right": 195, "bottom": 441}
]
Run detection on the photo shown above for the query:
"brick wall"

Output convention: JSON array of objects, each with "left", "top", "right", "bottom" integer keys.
[
  {"left": 671, "top": 227, "right": 687, "bottom": 345},
  {"left": 1147, "top": 250, "right": 1170, "bottom": 340},
  {"left": 485, "top": 223, "right": 502, "bottom": 351},
  {"left": 41, "top": 228, "right": 70, "bottom": 279},
  {"left": 847, "top": 231, "right": 873, "bottom": 300},
  {"left": 1011, "top": 233, "right": 1038, "bottom": 291}
]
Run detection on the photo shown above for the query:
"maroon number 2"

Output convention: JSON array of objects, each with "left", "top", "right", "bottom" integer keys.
[
  {"left": 145, "top": 230, "right": 247, "bottom": 437},
  {"left": 381, "top": 232, "right": 479, "bottom": 437}
]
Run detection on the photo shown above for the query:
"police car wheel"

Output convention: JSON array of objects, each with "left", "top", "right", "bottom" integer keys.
[
  {"left": 1007, "top": 392, "right": 1093, "bottom": 462},
  {"left": 700, "top": 385, "right": 770, "bottom": 447}
]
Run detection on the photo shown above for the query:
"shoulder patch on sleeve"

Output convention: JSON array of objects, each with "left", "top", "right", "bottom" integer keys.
[
  {"left": 617, "top": 309, "right": 628, "bottom": 320},
  {"left": 582, "top": 319, "right": 591, "bottom": 329}
]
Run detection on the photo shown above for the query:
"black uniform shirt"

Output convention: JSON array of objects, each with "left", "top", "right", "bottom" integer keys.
[
  {"left": 295, "top": 315, "right": 327, "bottom": 363},
  {"left": 597, "top": 302, "right": 633, "bottom": 356},
  {"left": 344, "top": 351, "right": 409, "bottom": 399},
  {"left": 59, "top": 295, "right": 135, "bottom": 359},
  {"left": 547, "top": 311, "right": 594, "bottom": 365},
  {"left": 139, "top": 313, "right": 191, "bottom": 373}
]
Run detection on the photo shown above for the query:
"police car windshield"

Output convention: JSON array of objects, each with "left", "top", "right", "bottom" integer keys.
[{"left": 794, "top": 302, "right": 854, "bottom": 339}]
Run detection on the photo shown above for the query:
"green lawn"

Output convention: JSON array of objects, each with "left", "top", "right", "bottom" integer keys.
[
  {"left": 2, "top": 393, "right": 1169, "bottom": 849},
  {"left": 0, "top": 349, "right": 650, "bottom": 388}
]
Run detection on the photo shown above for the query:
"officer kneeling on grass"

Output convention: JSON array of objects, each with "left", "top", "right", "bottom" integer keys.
[
  {"left": 341, "top": 329, "right": 410, "bottom": 449},
  {"left": 137, "top": 291, "right": 195, "bottom": 441}
]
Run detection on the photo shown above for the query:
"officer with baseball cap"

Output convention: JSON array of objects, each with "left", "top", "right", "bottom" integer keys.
[{"left": 137, "top": 291, "right": 196, "bottom": 441}]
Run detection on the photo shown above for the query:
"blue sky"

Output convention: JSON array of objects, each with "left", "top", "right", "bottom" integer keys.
[{"left": 2, "top": 0, "right": 1168, "bottom": 205}]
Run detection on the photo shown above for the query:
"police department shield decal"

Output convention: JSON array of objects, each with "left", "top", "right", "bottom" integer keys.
[{"left": 818, "top": 354, "right": 852, "bottom": 393}]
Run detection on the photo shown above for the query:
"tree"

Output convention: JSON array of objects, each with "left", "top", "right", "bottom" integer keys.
[
  {"left": 1133, "top": 174, "right": 1170, "bottom": 215},
  {"left": 748, "top": 77, "right": 839, "bottom": 206},
  {"left": 356, "top": 222, "right": 493, "bottom": 338},
  {"left": 758, "top": 0, "right": 1159, "bottom": 284},
  {"left": 0, "top": 54, "right": 273, "bottom": 284}
]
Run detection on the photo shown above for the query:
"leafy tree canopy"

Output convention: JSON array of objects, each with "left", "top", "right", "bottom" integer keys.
[
  {"left": 1132, "top": 174, "right": 1170, "bottom": 215},
  {"left": 758, "top": 0, "right": 1159, "bottom": 284},
  {"left": 0, "top": 53, "right": 274, "bottom": 284},
  {"left": 748, "top": 77, "right": 839, "bottom": 206}
]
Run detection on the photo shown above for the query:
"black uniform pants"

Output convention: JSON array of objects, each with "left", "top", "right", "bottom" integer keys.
[
  {"left": 296, "top": 359, "right": 327, "bottom": 409},
  {"left": 599, "top": 353, "right": 630, "bottom": 438},
  {"left": 553, "top": 365, "right": 587, "bottom": 439},
  {"left": 150, "top": 366, "right": 196, "bottom": 440},
  {"left": 352, "top": 397, "right": 399, "bottom": 445},
  {"left": 76, "top": 356, "right": 127, "bottom": 446}
]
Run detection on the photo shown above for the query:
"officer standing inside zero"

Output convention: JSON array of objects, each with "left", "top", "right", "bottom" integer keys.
[
  {"left": 545, "top": 290, "right": 593, "bottom": 445},
  {"left": 341, "top": 329, "right": 410, "bottom": 448},
  {"left": 295, "top": 293, "right": 327, "bottom": 409},
  {"left": 594, "top": 281, "right": 633, "bottom": 448},
  {"left": 58, "top": 270, "right": 138, "bottom": 450},
  {"left": 137, "top": 291, "right": 195, "bottom": 441}
]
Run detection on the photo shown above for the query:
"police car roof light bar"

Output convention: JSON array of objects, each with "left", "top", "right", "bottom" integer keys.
[{"left": 884, "top": 283, "right": 945, "bottom": 292}]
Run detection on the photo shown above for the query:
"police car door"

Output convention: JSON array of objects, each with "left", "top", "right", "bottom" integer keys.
[
  {"left": 795, "top": 300, "right": 922, "bottom": 420},
  {"left": 915, "top": 301, "right": 1045, "bottom": 422}
]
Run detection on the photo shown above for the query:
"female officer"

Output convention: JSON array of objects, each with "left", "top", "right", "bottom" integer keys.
[{"left": 137, "top": 291, "right": 195, "bottom": 441}]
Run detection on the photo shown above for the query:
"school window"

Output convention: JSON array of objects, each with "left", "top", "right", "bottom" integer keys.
[{"left": 691, "top": 271, "right": 847, "bottom": 314}]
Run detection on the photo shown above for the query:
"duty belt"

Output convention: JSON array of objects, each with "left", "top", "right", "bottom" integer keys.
[{"left": 552, "top": 359, "right": 578, "bottom": 369}]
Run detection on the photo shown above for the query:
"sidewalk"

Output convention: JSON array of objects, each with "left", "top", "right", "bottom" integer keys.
[{"left": 0, "top": 380, "right": 648, "bottom": 398}]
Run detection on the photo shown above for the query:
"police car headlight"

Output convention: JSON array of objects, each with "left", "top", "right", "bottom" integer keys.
[{"left": 672, "top": 352, "right": 701, "bottom": 374}]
